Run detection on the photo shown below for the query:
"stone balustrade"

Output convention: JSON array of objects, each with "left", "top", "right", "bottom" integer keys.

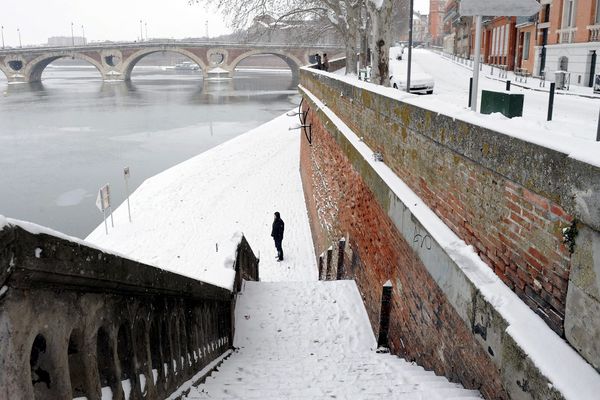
[{"left": 0, "top": 222, "right": 259, "bottom": 400}]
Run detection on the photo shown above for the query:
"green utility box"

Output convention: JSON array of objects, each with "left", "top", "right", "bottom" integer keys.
[{"left": 480, "top": 90, "right": 524, "bottom": 118}]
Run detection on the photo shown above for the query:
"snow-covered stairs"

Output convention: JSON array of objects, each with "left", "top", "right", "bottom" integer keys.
[{"left": 183, "top": 281, "right": 481, "bottom": 400}]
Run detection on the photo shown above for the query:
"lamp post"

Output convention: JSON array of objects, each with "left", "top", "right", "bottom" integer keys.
[
  {"left": 139, "top": 20, "right": 143, "bottom": 42},
  {"left": 17, "top": 28, "right": 21, "bottom": 48},
  {"left": 145, "top": 22, "right": 148, "bottom": 41},
  {"left": 407, "top": 0, "right": 414, "bottom": 93},
  {"left": 1, "top": 26, "right": 4, "bottom": 49},
  {"left": 71, "top": 22, "right": 75, "bottom": 46},
  {"left": 81, "top": 25, "right": 86, "bottom": 45}
]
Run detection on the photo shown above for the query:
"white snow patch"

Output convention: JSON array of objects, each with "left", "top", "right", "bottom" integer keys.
[
  {"left": 0, "top": 286, "right": 8, "bottom": 298},
  {"left": 34, "top": 248, "right": 42, "bottom": 258},
  {"left": 121, "top": 379, "right": 131, "bottom": 400},
  {"left": 100, "top": 386, "right": 112, "bottom": 400}
]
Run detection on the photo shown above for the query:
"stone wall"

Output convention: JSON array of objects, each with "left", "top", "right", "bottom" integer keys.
[
  {"left": 0, "top": 223, "right": 259, "bottom": 400},
  {"left": 298, "top": 66, "right": 600, "bottom": 398}
]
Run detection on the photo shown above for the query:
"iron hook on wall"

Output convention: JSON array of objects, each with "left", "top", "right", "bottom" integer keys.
[{"left": 288, "top": 97, "right": 313, "bottom": 145}]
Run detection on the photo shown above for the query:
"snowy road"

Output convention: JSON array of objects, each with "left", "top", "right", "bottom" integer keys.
[{"left": 410, "top": 49, "right": 600, "bottom": 142}]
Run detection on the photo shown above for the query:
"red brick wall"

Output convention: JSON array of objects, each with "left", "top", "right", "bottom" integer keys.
[
  {"left": 300, "top": 73, "right": 577, "bottom": 338},
  {"left": 300, "top": 104, "right": 508, "bottom": 399}
]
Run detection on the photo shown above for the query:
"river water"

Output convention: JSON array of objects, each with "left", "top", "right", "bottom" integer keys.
[{"left": 0, "top": 66, "right": 299, "bottom": 237}]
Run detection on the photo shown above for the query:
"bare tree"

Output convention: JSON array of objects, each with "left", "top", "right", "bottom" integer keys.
[{"left": 191, "top": 0, "right": 403, "bottom": 83}]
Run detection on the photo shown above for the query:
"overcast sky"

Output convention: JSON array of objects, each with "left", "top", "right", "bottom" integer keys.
[{"left": 1, "top": 0, "right": 430, "bottom": 46}]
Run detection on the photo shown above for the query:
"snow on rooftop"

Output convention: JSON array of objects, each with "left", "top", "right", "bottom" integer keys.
[
  {"left": 86, "top": 113, "right": 318, "bottom": 290},
  {"left": 301, "top": 86, "right": 600, "bottom": 400}
]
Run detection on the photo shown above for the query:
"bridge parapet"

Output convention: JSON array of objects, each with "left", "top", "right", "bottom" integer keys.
[
  {"left": 0, "top": 42, "right": 344, "bottom": 84},
  {"left": 0, "top": 219, "right": 259, "bottom": 400}
]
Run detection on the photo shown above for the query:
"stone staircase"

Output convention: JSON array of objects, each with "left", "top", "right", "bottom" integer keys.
[{"left": 183, "top": 281, "right": 482, "bottom": 400}]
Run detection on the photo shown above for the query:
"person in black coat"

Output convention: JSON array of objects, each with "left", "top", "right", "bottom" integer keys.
[{"left": 271, "top": 212, "right": 285, "bottom": 261}]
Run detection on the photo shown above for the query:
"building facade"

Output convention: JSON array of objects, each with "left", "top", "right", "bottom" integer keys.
[
  {"left": 429, "top": 0, "right": 447, "bottom": 46},
  {"left": 535, "top": 0, "right": 600, "bottom": 87}
]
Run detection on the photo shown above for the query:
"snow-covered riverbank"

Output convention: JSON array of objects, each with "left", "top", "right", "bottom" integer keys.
[{"left": 86, "top": 113, "right": 318, "bottom": 290}]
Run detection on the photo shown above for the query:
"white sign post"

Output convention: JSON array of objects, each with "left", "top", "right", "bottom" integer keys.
[
  {"left": 460, "top": 0, "right": 540, "bottom": 112},
  {"left": 124, "top": 167, "right": 132, "bottom": 223},
  {"left": 96, "top": 184, "right": 112, "bottom": 235}
]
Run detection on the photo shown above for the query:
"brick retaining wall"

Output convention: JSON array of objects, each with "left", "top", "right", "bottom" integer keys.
[
  {"left": 298, "top": 67, "right": 600, "bottom": 374},
  {"left": 298, "top": 66, "right": 600, "bottom": 398}
]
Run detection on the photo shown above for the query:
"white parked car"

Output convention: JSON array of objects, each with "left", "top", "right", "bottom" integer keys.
[
  {"left": 388, "top": 50, "right": 434, "bottom": 95},
  {"left": 389, "top": 72, "right": 435, "bottom": 95}
]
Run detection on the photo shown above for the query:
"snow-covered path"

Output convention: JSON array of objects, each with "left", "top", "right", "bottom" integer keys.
[
  {"left": 183, "top": 281, "right": 482, "bottom": 400},
  {"left": 86, "top": 113, "right": 318, "bottom": 289}
]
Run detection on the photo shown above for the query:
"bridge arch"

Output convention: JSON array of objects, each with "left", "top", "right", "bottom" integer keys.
[
  {"left": 228, "top": 49, "right": 304, "bottom": 78},
  {"left": 24, "top": 53, "right": 105, "bottom": 83},
  {"left": 0, "top": 63, "right": 10, "bottom": 81},
  {"left": 121, "top": 48, "right": 208, "bottom": 81}
]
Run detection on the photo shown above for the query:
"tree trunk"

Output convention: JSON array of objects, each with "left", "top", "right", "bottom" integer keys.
[
  {"left": 344, "top": 4, "right": 361, "bottom": 75},
  {"left": 368, "top": 0, "right": 394, "bottom": 86}
]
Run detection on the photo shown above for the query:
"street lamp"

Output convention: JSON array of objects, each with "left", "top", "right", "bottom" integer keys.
[
  {"left": 71, "top": 22, "right": 75, "bottom": 46},
  {"left": 139, "top": 20, "right": 143, "bottom": 42},
  {"left": 1, "top": 26, "right": 4, "bottom": 49},
  {"left": 145, "top": 22, "right": 148, "bottom": 41},
  {"left": 17, "top": 28, "right": 21, "bottom": 48},
  {"left": 81, "top": 25, "right": 86, "bottom": 45},
  {"left": 407, "top": 0, "right": 414, "bottom": 93}
]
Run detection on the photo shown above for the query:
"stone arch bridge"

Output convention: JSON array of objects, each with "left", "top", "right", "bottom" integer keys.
[{"left": 0, "top": 41, "right": 342, "bottom": 84}]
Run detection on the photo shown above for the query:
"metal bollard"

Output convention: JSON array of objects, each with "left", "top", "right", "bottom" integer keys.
[
  {"left": 506, "top": 80, "right": 511, "bottom": 91},
  {"left": 597, "top": 109, "right": 600, "bottom": 141},
  {"left": 468, "top": 77, "right": 473, "bottom": 108},
  {"left": 548, "top": 82, "right": 556, "bottom": 121}
]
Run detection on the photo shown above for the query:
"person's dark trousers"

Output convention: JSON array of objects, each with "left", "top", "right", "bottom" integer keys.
[{"left": 274, "top": 239, "right": 284, "bottom": 261}]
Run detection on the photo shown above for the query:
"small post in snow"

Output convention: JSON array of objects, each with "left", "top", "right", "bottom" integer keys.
[
  {"left": 547, "top": 82, "right": 555, "bottom": 121},
  {"left": 596, "top": 108, "right": 600, "bottom": 141},
  {"left": 336, "top": 238, "right": 346, "bottom": 280},
  {"left": 506, "top": 80, "right": 511, "bottom": 91},
  {"left": 124, "top": 167, "right": 132, "bottom": 222},
  {"left": 377, "top": 280, "right": 393, "bottom": 348},
  {"left": 468, "top": 77, "right": 473, "bottom": 108}
]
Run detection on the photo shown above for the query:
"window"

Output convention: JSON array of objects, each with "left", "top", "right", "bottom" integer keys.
[
  {"left": 563, "top": 0, "right": 577, "bottom": 28},
  {"left": 523, "top": 32, "right": 531, "bottom": 60}
]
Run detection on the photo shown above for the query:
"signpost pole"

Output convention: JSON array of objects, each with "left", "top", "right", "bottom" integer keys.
[
  {"left": 471, "top": 15, "right": 483, "bottom": 112},
  {"left": 124, "top": 167, "right": 132, "bottom": 222},
  {"left": 103, "top": 209, "right": 108, "bottom": 235}
]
